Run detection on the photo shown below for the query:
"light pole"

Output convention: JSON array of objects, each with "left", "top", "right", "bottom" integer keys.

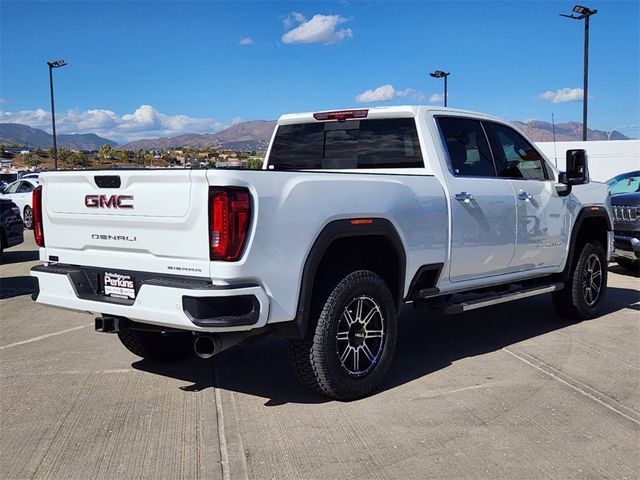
[
  {"left": 429, "top": 70, "right": 450, "bottom": 107},
  {"left": 561, "top": 5, "right": 597, "bottom": 141},
  {"left": 47, "top": 59, "right": 67, "bottom": 170}
]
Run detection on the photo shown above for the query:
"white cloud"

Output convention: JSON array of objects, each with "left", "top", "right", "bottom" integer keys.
[
  {"left": 356, "top": 85, "right": 396, "bottom": 103},
  {"left": 281, "top": 13, "right": 352, "bottom": 45},
  {"left": 538, "top": 87, "right": 584, "bottom": 104},
  {"left": 282, "top": 12, "right": 307, "bottom": 30},
  {"left": 239, "top": 37, "right": 255, "bottom": 45},
  {"left": 355, "top": 84, "right": 425, "bottom": 103},
  {"left": 429, "top": 93, "right": 445, "bottom": 104},
  {"left": 0, "top": 105, "right": 234, "bottom": 144}
]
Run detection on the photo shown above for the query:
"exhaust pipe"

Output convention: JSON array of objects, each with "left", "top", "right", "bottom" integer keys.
[{"left": 193, "top": 331, "right": 252, "bottom": 359}]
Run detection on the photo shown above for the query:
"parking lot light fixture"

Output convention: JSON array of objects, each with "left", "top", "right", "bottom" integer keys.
[
  {"left": 429, "top": 70, "right": 450, "bottom": 107},
  {"left": 560, "top": 5, "right": 597, "bottom": 141},
  {"left": 47, "top": 59, "right": 67, "bottom": 170}
]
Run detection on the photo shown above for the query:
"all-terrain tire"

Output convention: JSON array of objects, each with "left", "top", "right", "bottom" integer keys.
[
  {"left": 552, "top": 239, "right": 607, "bottom": 320},
  {"left": 288, "top": 270, "right": 398, "bottom": 401},
  {"left": 117, "top": 329, "right": 194, "bottom": 362}
]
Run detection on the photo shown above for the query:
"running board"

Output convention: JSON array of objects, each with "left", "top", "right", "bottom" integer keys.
[{"left": 445, "top": 283, "right": 564, "bottom": 315}]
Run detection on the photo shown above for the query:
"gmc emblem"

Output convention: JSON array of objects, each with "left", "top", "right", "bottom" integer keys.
[{"left": 85, "top": 194, "right": 134, "bottom": 209}]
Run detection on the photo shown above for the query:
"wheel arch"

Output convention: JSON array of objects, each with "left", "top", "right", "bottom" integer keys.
[
  {"left": 559, "top": 206, "right": 611, "bottom": 283},
  {"left": 275, "top": 218, "right": 406, "bottom": 339}
]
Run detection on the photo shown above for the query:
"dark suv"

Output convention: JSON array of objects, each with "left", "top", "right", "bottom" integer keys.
[
  {"left": 606, "top": 170, "right": 640, "bottom": 272},
  {"left": 0, "top": 198, "right": 24, "bottom": 256}
]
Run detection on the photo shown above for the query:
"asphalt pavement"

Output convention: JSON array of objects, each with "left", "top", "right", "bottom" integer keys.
[{"left": 1, "top": 235, "right": 639, "bottom": 480}]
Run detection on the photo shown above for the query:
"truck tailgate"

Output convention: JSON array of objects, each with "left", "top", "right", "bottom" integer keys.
[{"left": 40, "top": 169, "right": 211, "bottom": 277}]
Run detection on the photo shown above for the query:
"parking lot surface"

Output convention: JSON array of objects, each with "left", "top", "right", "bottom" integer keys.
[{"left": 1, "top": 236, "right": 639, "bottom": 480}]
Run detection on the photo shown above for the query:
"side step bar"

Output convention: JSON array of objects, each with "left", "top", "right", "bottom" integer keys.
[{"left": 445, "top": 283, "right": 564, "bottom": 315}]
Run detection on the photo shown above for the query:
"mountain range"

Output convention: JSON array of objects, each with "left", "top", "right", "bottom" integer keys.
[
  {"left": 0, "top": 119, "right": 630, "bottom": 152},
  {"left": 0, "top": 123, "right": 118, "bottom": 150},
  {"left": 120, "top": 120, "right": 276, "bottom": 151}
]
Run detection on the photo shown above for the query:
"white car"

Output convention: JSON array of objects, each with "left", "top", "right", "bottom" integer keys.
[{"left": 1, "top": 178, "right": 39, "bottom": 229}]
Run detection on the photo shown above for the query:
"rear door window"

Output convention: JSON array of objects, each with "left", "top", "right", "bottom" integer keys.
[
  {"left": 17, "top": 181, "right": 34, "bottom": 193},
  {"left": 436, "top": 117, "right": 496, "bottom": 177},
  {"left": 268, "top": 118, "right": 424, "bottom": 170}
]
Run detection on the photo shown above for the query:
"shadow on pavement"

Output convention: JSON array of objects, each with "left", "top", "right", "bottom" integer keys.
[
  {"left": 0, "top": 249, "right": 39, "bottom": 266},
  {"left": 131, "top": 285, "right": 639, "bottom": 406},
  {"left": 608, "top": 264, "right": 640, "bottom": 278},
  {"left": 0, "top": 276, "right": 36, "bottom": 300}
]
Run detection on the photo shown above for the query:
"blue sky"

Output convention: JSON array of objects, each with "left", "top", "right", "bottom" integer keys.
[{"left": 1, "top": 0, "right": 639, "bottom": 143}]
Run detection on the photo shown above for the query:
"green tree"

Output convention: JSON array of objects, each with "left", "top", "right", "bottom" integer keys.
[
  {"left": 67, "top": 151, "right": 91, "bottom": 168},
  {"left": 58, "top": 147, "right": 71, "bottom": 164},
  {"left": 99, "top": 144, "right": 114, "bottom": 159},
  {"left": 25, "top": 154, "right": 40, "bottom": 168},
  {"left": 247, "top": 158, "right": 263, "bottom": 170}
]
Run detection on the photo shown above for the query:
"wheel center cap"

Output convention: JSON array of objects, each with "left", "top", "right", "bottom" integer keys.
[{"left": 349, "top": 324, "right": 366, "bottom": 347}]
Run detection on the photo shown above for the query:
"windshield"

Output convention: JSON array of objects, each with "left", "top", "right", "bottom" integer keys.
[{"left": 606, "top": 170, "right": 640, "bottom": 194}]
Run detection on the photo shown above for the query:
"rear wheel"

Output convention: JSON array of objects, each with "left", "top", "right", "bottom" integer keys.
[
  {"left": 117, "top": 329, "right": 194, "bottom": 362},
  {"left": 288, "top": 270, "right": 398, "bottom": 401},
  {"left": 23, "top": 206, "right": 33, "bottom": 230},
  {"left": 553, "top": 239, "right": 607, "bottom": 320}
]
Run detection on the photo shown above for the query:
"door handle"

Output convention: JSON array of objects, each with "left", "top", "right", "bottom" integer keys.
[
  {"left": 518, "top": 191, "right": 533, "bottom": 202},
  {"left": 454, "top": 192, "right": 474, "bottom": 203}
]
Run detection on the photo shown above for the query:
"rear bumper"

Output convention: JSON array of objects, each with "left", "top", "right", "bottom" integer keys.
[{"left": 30, "top": 264, "right": 270, "bottom": 333}]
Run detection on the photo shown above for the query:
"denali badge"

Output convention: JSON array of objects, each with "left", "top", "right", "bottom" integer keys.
[
  {"left": 92, "top": 234, "right": 137, "bottom": 242},
  {"left": 85, "top": 194, "right": 134, "bottom": 209}
]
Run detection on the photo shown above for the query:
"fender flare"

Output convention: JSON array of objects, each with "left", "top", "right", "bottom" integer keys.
[
  {"left": 275, "top": 218, "right": 406, "bottom": 339},
  {"left": 559, "top": 205, "right": 612, "bottom": 282}
]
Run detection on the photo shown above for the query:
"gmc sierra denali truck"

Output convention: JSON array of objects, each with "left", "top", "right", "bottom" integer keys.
[{"left": 30, "top": 106, "right": 613, "bottom": 400}]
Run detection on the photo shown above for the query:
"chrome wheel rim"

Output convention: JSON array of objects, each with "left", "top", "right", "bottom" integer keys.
[
  {"left": 23, "top": 208, "right": 32, "bottom": 227},
  {"left": 582, "top": 253, "right": 602, "bottom": 307},
  {"left": 336, "top": 295, "right": 385, "bottom": 377}
]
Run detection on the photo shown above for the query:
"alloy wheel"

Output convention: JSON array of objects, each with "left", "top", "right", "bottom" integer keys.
[{"left": 336, "top": 295, "right": 385, "bottom": 377}]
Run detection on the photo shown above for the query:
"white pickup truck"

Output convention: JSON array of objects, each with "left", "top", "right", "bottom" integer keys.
[{"left": 31, "top": 106, "right": 613, "bottom": 400}]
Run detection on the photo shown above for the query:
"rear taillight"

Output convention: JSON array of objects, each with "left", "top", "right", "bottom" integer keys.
[
  {"left": 209, "top": 187, "right": 251, "bottom": 261},
  {"left": 33, "top": 185, "right": 44, "bottom": 247}
]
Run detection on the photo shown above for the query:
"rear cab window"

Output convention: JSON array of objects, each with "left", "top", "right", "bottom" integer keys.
[
  {"left": 268, "top": 118, "right": 424, "bottom": 170},
  {"left": 435, "top": 116, "right": 496, "bottom": 177}
]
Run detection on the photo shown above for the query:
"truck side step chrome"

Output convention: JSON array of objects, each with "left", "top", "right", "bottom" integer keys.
[{"left": 445, "top": 283, "right": 564, "bottom": 315}]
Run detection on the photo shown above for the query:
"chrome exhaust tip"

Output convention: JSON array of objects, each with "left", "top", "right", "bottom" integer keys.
[{"left": 194, "top": 335, "right": 219, "bottom": 359}]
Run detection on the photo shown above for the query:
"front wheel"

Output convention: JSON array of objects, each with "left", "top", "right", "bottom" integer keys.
[
  {"left": 553, "top": 239, "right": 607, "bottom": 320},
  {"left": 117, "top": 329, "right": 194, "bottom": 362},
  {"left": 23, "top": 206, "right": 33, "bottom": 230},
  {"left": 288, "top": 270, "right": 398, "bottom": 401}
]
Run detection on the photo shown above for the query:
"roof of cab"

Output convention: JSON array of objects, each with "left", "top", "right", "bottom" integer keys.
[{"left": 277, "top": 105, "right": 506, "bottom": 125}]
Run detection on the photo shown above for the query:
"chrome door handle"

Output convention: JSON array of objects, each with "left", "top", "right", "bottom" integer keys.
[
  {"left": 518, "top": 191, "right": 533, "bottom": 201},
  {"left": 454, "top": 192, "right": 474, "bottom": 203}
]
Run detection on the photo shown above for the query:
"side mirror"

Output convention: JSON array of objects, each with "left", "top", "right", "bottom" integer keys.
[{"left": 565, "top": 149, "right": 589, "bottom": 185}]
